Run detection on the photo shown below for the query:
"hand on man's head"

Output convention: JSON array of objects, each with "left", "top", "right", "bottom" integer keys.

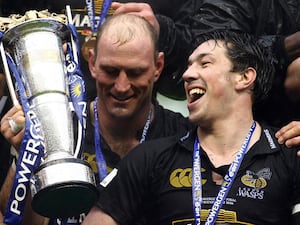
[
  {"left": 285, "top": 57, "right": 300, "bottom": 102},
  {"left": 111, "top": 2, "right": 160, "bottom": 35}
]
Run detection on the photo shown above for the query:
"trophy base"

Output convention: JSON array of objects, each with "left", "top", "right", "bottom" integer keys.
[
  {"left": 32, "top": 182, "right": 97, "bottom": 218},
  {"left": 31, "top": 158, "right": 98, "bottom": 218}
]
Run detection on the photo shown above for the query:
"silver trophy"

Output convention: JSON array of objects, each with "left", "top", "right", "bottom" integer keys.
[{"left": 2, "top": 18, "right": 97, "bottom": 218}]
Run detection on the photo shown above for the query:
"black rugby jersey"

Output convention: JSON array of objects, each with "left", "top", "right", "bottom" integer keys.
[
  {"left": 82, "top": 100, "right": 192, "bottom": 182},
  {"left": 96, "top": 124, "right": 300, "bottom": 225}
]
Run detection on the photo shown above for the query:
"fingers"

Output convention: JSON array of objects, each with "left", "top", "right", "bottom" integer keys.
[
  {"left": 112, "top": 2, "right": 150, "bottom": 14},
  {"left": 275, "top": 121, "right": 300, "bottom": 147},
  {"left": 284, "top": 57, "right": 300, "bottom": 102},
  {"left": 111, "top": 2, "right": 122, "bottom": 11},
  {"left": 0, "top": 104, "right": 25, "bottom": 150},
  {"left": 284, "top": 31, "right": 300, "bottom": 61},
  {"left": 111, "top": 2, "right": 160, "bottom": 33}
]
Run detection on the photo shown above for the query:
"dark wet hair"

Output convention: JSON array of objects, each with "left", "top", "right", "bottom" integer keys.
[{"left": 196, "top": 30, "right": 275, "bottom": 103}]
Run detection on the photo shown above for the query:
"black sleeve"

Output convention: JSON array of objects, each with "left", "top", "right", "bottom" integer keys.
[
  {"left": 95, "top": 146, "right": 152, "bottom": 225},
  {"left": 153, "top": 0, "right": 198, "bottom": 100},
  {"left": 95, "top": 136, "right": 175, "bottom": 225}
]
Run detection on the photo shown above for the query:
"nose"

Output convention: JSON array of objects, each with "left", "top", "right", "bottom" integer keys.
[
  {"left": 182, "top": 64, "right": 200, "bottom": 83},
  {"left": 114, "top": 71, "right": 131, "bottom": 92}
]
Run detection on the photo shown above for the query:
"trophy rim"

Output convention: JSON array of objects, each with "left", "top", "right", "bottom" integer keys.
[{"left": 2, "top": 18, "right": 70, "bottom": 46}]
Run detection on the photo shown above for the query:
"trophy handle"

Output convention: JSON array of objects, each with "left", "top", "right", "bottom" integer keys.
[{"left": 0, "top": 42, "right": 19, "bottom": 106}]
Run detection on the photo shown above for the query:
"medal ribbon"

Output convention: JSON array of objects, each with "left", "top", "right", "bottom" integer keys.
[
  {"left": 1, "top": 33, "right": 45, "bottom": 225},
  {"left": 93, "top": 97, "right": 152, "bottom": 181},
  {"left": 193, "top": 121, "right": 256, "bottom": 225},
  {"left": 66, "top": 24, "right": 87, "bottom": 158},
  {"left": 93, "top": 98, "right": 108, "bottom": 181},
  {"left": 85, "top": 0, "right": 112, "bottom": 34}
]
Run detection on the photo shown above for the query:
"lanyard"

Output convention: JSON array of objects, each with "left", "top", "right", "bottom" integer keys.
[
  {"left": 192, "top": 121, "right": 256, "bottom": 225},
  {"left": 85, "top": 0, "right": 112, "bottom": 34},
  {"left": 93, "top": 98, "right": 152, "bottom": 181}
]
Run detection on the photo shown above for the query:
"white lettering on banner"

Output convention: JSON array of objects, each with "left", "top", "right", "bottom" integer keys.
[
  {"left": 72, "top": 14, "right": 92, "bottom": 28},
  {"left": 194, "top": 201, "right": 201, "bottom": 217},
  {"left": 72, "top": 14, "right": 82, "bottom": 27},
  {"left": 80, "top": 16, "right": 92, "bottom": 27},
  {"left": 28, "top": 110, "right": 43, "bottom": 140},
  {"left": 10, "top": 109, "right": 44, "bottom": 215},
  {"left": 10, "top": 183, "right": 26, "bottom": 215},
  {"left": 79, "top": 102, "right": 87, "bottom": 117},
  {"left": 66, "top": 53, "right": 77, "bottom": 73}
]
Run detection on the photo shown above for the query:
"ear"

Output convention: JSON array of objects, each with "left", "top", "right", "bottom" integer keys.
[
  {"left": 235, "top": 67, "right": 257, "bottom": 91},
  {"left": 88, "top": 48, "right": 97, "bottom": 79},
  {"left": 153, "top": 52, "right": 164, "bottom": 82}
]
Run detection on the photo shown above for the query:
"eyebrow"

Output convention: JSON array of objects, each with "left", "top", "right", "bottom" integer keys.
[{"left": 189, "top": 53, "right": 212, "bottom": 64}]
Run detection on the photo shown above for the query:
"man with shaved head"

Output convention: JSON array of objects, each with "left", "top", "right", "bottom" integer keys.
[{"left": 0, "top": 13, "right": 192, "bottom": 225}]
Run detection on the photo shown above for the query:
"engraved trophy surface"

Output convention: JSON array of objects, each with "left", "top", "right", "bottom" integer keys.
[{"left": 2, "top": 19, "right": 97, "bottom": 218}]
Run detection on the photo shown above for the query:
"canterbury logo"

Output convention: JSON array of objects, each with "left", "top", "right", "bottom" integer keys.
[
  {"left": 83, "top": 152, "right": 113, "bottom": 174},
  {"left": 83, "top": 152, "right": 98, "bottom": 173},
  {"left": 169, "top": 168, "right": 207, "bottom": 188}
]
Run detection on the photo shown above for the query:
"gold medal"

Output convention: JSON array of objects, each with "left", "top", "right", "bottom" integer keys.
[{"left": 81, "top": 35, "right": 97, "bottom": 61}]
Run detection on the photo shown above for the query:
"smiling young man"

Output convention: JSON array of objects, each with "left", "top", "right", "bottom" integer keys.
[{"left": 82, "top": 30, "right": 300, "bottom": 225}]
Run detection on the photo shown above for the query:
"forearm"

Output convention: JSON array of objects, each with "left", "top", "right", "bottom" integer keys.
[
  {"left": 0, "top": 210, "right": 5, "bottom": 225},
  {"left": 22, "top": 202, "right": 49, "bottom": 225},
  {"left": 0, "top": 163, "right": 15, "bottom": 214},
  {"left": 0, "top": 160, "right": 48, "bottom": 225},
  {"left": 156, "top": 14, "right": 192, "bottom": 99}
]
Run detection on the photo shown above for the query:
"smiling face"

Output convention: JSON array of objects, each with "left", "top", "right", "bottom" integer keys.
[
  {"left": 183, "top": 40, "right": 239, "bottom": 125},
  {"left": 88, "top": 16, "right": 163, "bottom": 120}
]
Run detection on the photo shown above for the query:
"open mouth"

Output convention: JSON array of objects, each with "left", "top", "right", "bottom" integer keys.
[{"left": 189, "top": 88, "right": 206, "bottom": 103}]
